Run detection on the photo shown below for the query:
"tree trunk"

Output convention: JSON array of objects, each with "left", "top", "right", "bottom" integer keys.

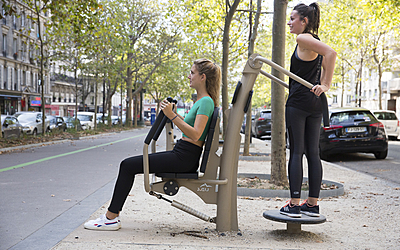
[
  {"left": 378, "top": 64, "right": 382, "bottom": 109},
  {"left": 94, "top": 72, "right": 98, "bottom": 129},
  {"left": 270, "top": 0, "right": 288, "bottom": 186},
  {"left": 244, "top": 0, "right": 261, "bottom": 156},
  {"left": 221, "top": 0, "right": 241, "bottom": 138},
  {"left": 126, "top": 66, "right": 133, "bottom": 127}
]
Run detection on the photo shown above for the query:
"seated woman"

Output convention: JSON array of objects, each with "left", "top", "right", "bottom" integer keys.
[{"left": 84, "top": 58, "right": 221, "bottom": 230}]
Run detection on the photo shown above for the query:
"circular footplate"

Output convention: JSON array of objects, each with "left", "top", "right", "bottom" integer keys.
[{"left": 263, "top": 210, "right": 326, "bottom": 224}]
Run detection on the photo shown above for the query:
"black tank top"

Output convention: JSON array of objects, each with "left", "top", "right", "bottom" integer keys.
[{"left": 286, "top": 44, "right": 323, "bottom": 113}]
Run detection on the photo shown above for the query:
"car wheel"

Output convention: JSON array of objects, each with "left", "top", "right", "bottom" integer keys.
[
  {"left": 374, "top": 149, "right": 388, "bottom": 160},
  {"left": 32, "top": 129, "right": 37, "bottom": 136}
]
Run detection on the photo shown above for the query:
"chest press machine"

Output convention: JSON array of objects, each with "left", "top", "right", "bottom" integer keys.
[{"left": 142, "top": 54, "right": 329, "bottom": 232}]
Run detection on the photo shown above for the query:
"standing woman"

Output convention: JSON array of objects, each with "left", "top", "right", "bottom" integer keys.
[
  {"left": 280, "top": 2, "right": 336, "bottom": 217},
  {"left": 84, "top": 58, "right": 221, "bottom": 230}
]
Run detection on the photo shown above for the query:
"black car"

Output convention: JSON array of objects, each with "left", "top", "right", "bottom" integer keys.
[
  {"left": 48, "top": 116, "right": 67, "bottom": 132},
  {"left": 252, "top": 109, "right": 271, "bottom": 138},
  {"left": 319, "top": 107, "right": 388, "bottom": 160}
]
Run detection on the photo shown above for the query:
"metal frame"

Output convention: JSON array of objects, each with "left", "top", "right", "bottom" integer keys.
[{"left": 142, "top": 54, "right": 320, "bottom": 232}]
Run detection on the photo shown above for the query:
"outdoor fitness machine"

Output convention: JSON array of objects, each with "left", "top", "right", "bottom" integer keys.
[{"left": 142, "top": 54, "right": 329, "bottom": 232}]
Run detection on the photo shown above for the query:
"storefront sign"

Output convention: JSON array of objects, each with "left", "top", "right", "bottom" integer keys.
[{"left": 30, "top": 97, "right": 42, "bottom": 106}]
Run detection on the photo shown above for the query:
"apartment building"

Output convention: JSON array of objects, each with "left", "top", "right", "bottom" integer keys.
[{"left": 0, "top": 2, "right": 51, "bottom": 115}]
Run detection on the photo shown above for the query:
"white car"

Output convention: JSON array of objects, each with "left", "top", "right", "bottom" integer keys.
[
  {"left": 14, "top": 111, "right": 50, "bottom": 135},
  {"left": 373, "top": 110, "right": 399, "bottom": 140},
  {"left": 76, "top": 112, "right": 95, "bottom": 130}
]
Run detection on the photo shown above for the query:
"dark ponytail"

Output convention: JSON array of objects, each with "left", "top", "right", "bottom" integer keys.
[{"left": 294, "top": 2, "right": 320, "bottom": 37}]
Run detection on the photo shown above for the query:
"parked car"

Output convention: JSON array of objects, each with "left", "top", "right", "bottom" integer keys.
[
  {"left": 319, "top": 107, "right": 388, "bottom": 160},
  {"left": 63, "top": 117, "right": 82, "bottom": 130},
  {"left": 76, "top": 112, "right": 95, "bottom": 130},
  {"left": 14, "top": 111, "right": 50, "bottom": 135},
  {"left": 110, "top": 115, "right": 120, "bottom": 125},
  {"left": 47, "top": 116, "right": 67, "bottom": 132},
  {"left": 252, "top": 109, "right": 271, "bottom": 138},
  {"left": 372, "top": 110, "right": 399, "bottom": 140},
  {"left": 1, "top": 115, "right": 23, "bottom": 138},
  {"left": 240, "top": 114, "right": 255, "bottom": 134}
]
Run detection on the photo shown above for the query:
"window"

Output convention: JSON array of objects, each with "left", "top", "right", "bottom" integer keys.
[
  {"left": 347, "top": 95, "right": 351, "bottom": 104},
  {"left": 332, "top": 82, "right": 338, "bottom": 87},
  {"left": 22, "top": 43, "right": 26, "bottom": 60},
  {"left": 369, "top": 90, "right": 372, "bottom": 99},
  {"left": 333, "top": 95, "right": 338, "bottom": 104},
  {"left": 21, "top": 12, "right": 25, "bottom": 27},
  {"left": 374, "top": 89, "right": 378, "bottom": 98},
  {"left": 14, "top": 68, "right": 17, "bottom": 91},
  {"left": 2, "top": 9, "right": 6, "bottom": 25},
  {"left": 13, "top": 38, "right": 17, "bottom": 59},
  {"left": 2, "top": 34, "right": 7, "bottom": 56},
  {"left": 10, "top": 67, "right": 13, "bottom": 90},
  {"left": 4, "top": 67, "right": 8, "bottom": 89},
  {"left": 22, "top": 71, "right": 26, "bottom": 85},
  {"left": 12, "top": 15, "right": 16, "bottom": 29}
]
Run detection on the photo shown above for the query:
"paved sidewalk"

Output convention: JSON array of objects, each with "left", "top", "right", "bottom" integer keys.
[{"left": 52, "top": 135, "right": 400, "bottom": 249}]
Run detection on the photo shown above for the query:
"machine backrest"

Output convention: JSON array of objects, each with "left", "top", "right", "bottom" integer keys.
[{"left": 199, "top": 107, "right": 219, "bottom": 174}]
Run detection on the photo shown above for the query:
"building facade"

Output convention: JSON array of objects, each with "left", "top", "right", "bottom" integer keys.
[{"left": 0, "top": 2, "right": 51, "bottom": 115}]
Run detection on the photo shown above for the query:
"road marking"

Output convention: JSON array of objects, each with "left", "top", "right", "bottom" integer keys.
[{"left": 0, "top": 133, "right": 147, "bottom": 173}]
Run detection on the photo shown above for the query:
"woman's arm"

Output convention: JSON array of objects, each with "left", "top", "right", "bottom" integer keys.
[
  {"left": 160, "top": 99, "right": 207, "bottom": 142},
  {"left": 297, "top": 34, "right": 337, "bottom": 96}
]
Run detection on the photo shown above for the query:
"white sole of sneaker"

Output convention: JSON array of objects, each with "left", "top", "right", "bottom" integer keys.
[
  {"left": 280, "top": 211, "right": 302, "bottom": 218},
  {"left": 84, "top": 225, "right": 121, "bottom": 231},
  {"left": 301, "top": 211, "right": 320, "bottom": 217}
]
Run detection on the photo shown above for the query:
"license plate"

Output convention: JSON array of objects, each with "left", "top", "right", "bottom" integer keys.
[{"left": 346, "top": 127, "right": 366, "bottom": 133}]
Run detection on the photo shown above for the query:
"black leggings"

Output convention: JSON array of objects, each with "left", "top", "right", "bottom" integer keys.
[
  {"left": 286, "top": 106, "right": 323, "bottom": 199},
  {"left": 108, "top": 140, "right": 203, "bottom": 214}
]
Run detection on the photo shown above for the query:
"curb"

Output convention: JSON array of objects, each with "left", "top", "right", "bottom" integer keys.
[{"left": 237, "top": 173, "right": 344, "bottom": 198}]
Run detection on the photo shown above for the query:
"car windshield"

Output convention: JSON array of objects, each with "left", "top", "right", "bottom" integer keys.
[
  {"left": 261, "top": 112, "right": 271, "bottom": 119},
  {"left": 77, "top": 115, "right": 91, "bottom": 121},
  {"left": 14, "top": 113, "right": 37, "bottom": 122},
  {"left": 330, "top": 111, "right": 375, "bottom": 125}
]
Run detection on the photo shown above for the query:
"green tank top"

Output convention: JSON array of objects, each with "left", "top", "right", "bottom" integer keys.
[{"left": 182, "top": 96, "right": 215, "bottom": 141}]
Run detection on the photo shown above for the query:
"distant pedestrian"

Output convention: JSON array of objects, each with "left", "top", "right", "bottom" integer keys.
[
  {"left": 280, "top": 2, "right": 337, "bottom": 218},
  {"left": 83, "top": 59, "right": 221, "bottom": 230}
]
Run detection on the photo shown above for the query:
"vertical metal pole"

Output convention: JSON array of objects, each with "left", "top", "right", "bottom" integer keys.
[{"left": 216, "top": 54, "right": 262, "bottom": 231}]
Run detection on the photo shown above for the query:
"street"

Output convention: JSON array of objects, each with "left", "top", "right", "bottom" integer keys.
[
  {"left": 327, "top": 140, "right": 400, "bottom": 185},
  {"left": 0, "top": 128, "right": 167, "bottom": 250}
]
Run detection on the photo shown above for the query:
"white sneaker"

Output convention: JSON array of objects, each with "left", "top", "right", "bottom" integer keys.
[{"left": 84, "top": 214, "right": 121, "bottom": 231}]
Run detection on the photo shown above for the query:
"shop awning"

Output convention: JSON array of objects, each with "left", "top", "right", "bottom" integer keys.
[{"left": 0, "top": 94, "right": 22, "bottom": 99}]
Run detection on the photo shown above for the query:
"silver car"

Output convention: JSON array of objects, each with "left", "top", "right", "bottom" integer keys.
[
  {"left": 1, "top": 115, "right": 23, "bottom": 139},
  {"left": 14, "top": 111, "right": 50, "bottom": 135}
]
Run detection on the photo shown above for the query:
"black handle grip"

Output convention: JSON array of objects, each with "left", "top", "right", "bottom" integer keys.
[
  {"left": 244, "top": 90, "right": 253, "bottom": 113},
  {"left": 320, "top": 93, "right": 330, "bottom": 127},
  {"left": 153, "top": 116, "right": 168, "bottom": 141},
  {"left": 231, "top": 81, "right": 242, "bottom": 104},
  {"left": 144, "top": 98, "right": 177, "bottom": 144},
  {"left": 144, "top": 111, "right": 165, "bottom": 144}
]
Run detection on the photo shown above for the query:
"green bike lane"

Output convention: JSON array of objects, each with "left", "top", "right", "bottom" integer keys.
[{"left": 0, "top": 129, "right": 155, "bottom": 250}]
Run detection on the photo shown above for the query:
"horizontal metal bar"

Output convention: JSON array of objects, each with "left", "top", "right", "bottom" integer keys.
[
  {"left": 254, "top": 56, "right": 314, "bottom": 89},
  {"left": 260, "top": 69, "right": 289, "bottom": 89}
]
